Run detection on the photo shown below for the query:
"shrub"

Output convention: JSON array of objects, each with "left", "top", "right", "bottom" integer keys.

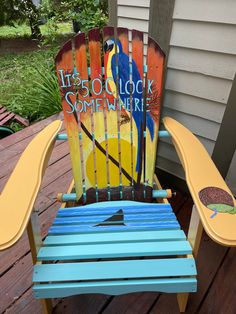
[{"left": 7, "top": 63, "right": 61, "bottom": 122}]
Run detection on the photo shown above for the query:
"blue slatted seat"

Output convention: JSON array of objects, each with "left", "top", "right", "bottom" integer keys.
[{"left": 33, "top": 201, "right": 197, "bottom": 299}]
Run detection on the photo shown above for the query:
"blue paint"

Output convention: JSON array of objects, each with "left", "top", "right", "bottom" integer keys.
[
  {"left": 56, "top": 131, "right": 170, "bottom": 141},
  {"left": 56, "top": 133, "right": 68, "bottom": 140},
  {"left": 58, "top": 203, "right": 172, "bottom": 216},
  {"left": 143, "top": 64, "right": 148, "bottom": 73},
  {"left": 61, "top": 189, "right": 169, "bottom": 202},
  {"left": 110, "top": 40, "right": 154, "bottom": 173},
  {"left": 158, "top": 130, "right": 170, "bottom": 138},
  {"left": 53, "top": 213, "right": 176, "bottom": 225},
  {"left": 48, "top": 222, "right": 180, "bottom": 235},
  {"left": 33, "top": 258, "right": 196, "bottom": 282},
  {"left": 210, "top": 207, "right": 218, "bottom": 219},
  {"left": 37, "top": 239, "right": 190, "bottom": 260},
  {"left": 33, "top": 277, "right": 197, "bottom": 299},
  {"left": 43, "top": 230, "right": 187, "bottom": 246},
  {"left": 49, "top": 201, "right": 181, "bottom": 234}
]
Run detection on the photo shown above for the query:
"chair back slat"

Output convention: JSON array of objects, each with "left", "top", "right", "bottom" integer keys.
[
  {"left": 131, "top": 30, "right": 144, "bottom": 188},
  {"left": 55, "top": 41, "right": 83, "bottom": 199},
  {"left": 88, "top": 28, "right": 104, "bottom": 201},
  {"left": 55, "top": 28, "right": 165, "bottom": 204},
  {"left": 103, "top": 26, "right": 115, "bottom": 199},
  {"left": 74, "top": 32, "right": 93, "bottom": 203},
  {"left": 116, "top": 27, "right": 130, "bottom": 199},
  {"left": 103, "top": 26, "right": 122, "bottom": 198},
  {"left": 145, "top": 37, "right": 165, "bottom": 186}
]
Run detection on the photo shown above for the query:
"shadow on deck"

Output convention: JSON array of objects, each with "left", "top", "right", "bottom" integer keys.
[{"left": 0, "top": 114, "right": 235, "bottom": 314}]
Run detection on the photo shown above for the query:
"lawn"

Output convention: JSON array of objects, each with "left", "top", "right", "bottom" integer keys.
[
  {"left": 0, "top": 49, "right": 56, "bottom": 106},
  {"left": 0, "top": 22, "right": 72, "bottom": 39},
  {"left": 0, "top": 22, "right": 73, "bottom": 130}
]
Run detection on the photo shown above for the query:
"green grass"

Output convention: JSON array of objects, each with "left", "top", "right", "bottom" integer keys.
[
  {"left": 0, "top": 45, "right": 62, "bottom": 125},
  {"left": 0, "top": 48, "right": 56, "bottom": 106},
  {"left": 0, "top": 22, "right": 72, "bottom": 39},
  {"left": 0, "top": 22, "right": 74, "bottom": 126}
]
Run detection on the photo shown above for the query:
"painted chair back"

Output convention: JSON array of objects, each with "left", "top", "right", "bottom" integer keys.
[{"left": 55, "top": 27, "right": 165, "bottom": 204}]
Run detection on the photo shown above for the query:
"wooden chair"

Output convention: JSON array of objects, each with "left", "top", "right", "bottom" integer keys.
[{"left": 1, "top": 27, "right": 236, "bottom": 313}]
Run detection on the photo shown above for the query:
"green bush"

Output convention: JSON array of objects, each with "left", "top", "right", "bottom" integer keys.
[
  {"left": 41, "top": 0, "right": 108, "bottom": 34},
  {"left": 0, "top": 1, "right": 109, "bottom": 128},
  {"left": 8, "top": 65, "right": 61, "bottom": 121},
  {"left": 2, "top": 48, "right": 62, "bottom": 122}
]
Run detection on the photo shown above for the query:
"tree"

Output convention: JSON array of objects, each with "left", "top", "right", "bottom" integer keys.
[
  {"left": 41, "top": 0, "right": 108, "bottom": 33},
  {"left": 0, "top": 0, "right": 42, "bottom": 39}
]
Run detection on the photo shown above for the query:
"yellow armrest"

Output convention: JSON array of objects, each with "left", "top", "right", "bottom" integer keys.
[
  {"left": 163, "top": 117, "right": 236, "bottom": 246},
  {"left": 0, "top": 120, "right": 62, "bottom": 250}
]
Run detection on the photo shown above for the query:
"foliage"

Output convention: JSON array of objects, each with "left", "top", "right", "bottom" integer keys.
[
  {"left": 0, "top": 22, "right": 72, "bottom": 39},
  {"left": 41, "top": 0, "right": 108, "bottom": 33},
  {"left": 0, "top": 47, "right": 61, "bottom": 122},
  {"left": 0, "top": 0, "right": 109, "bottom": 128},
  {"left": 10, "top": 66, "right": 61, "bottom": 121},
  {"left": 8, "top": 121, "right": 24, "bottom": 132},
  {"left": 0, "top": 0, "right": 42, "bottom": 39}
]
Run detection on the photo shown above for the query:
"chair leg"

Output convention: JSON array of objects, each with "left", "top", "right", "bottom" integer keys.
[
  {"left": 187, "top": 205, "right": 203, "bottom": 257},
  {"left": 27, "top": 211, "right": 53, "bottom": 313},
  {"left": 177, "top": 205, "right": 203, "bottom": 312},
  {"left": 41, "top": 299, "right": 53, "bottom": 314},
  {"left": 177, "top": 293, "right": 189, "bottom": 313}
]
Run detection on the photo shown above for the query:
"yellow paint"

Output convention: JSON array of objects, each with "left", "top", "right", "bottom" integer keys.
[
  {"left": 163, "top": 117, "right": 236, "bottom": 246},
  {"left": 106, "top": 43, "right": 118, "bottom": 98},
  {"left": 177, "top": 293, "right": 189, "bottom": 313},
  {"left": 86, "top": 138, "right": 136, "bottom": 187},
  {"left": 0, "top": 120, "right": 62, "bottom": 250},
  {"left": 145, "top": 124, "right": 159, "bottom": 186},
  {"left": 68, "top": 125, "right": 83, "bottom": 200}
]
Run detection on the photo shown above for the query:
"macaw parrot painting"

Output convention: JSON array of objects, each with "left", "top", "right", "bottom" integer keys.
[
  {"left": 56, "top": 27, "right": 165, "bottom": 204},
  {"left": 104, "top": 37, "right": 154, "bottom": 174}
]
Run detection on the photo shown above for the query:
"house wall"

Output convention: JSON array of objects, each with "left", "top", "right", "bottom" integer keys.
[
  {"left": 158, "top": 0, "right": 236, "bottom": 193},
  {"left": 117, "top": 0, "right": 150, "bottom": 34},
  {"left": 113, "top": 0, "right": 236, "bottom": 193},
  {"left": 117, "top": 0, "right": 150, "bottom": 49}
]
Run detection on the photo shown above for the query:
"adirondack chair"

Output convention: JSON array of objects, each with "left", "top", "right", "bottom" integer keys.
[{"left": 1, "top": 27, "right": 236, "bottom": 314}]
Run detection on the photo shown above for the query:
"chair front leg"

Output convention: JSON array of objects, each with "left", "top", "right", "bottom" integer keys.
[
  {"left": 27, "top": 209, "right": 53, "bottom": 314},
  {"left": 177, "top": 205, "right": 203, "bottom": 312}
]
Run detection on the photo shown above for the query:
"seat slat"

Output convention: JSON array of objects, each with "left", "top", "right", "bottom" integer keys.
[
  {"left": 63, "top": 201, "right": 171, "bottom": 210},
  {"left": 57, "top": 203, "right": 172, "bottom": 217},
  {"left": 49, "top": 220, "right": 180, "bottom": 235},
  {"left": 33, "top": 278, "right": 197, "bottom": 299},
  {"left": 44, "top": 230, "right": 186, "bottom": 246},
  {"left": 33, "top": 258, "right": 196, "bottom": 282},
  {"left": 53, "top": 212, "right": 176, "bottom": 225},
  {"left": 37, "top": 240, "right": 192, "bottom": 261}
]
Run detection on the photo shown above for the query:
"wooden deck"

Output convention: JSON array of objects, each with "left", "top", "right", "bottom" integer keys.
[{"left": 0, "top": 114, "right": 236, "bottom": 314}]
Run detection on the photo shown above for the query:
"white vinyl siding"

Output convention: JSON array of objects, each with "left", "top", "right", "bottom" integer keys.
[
  {"left": 118, "top": 0, "right": 150, "bottom": 8},
  {"left": 117, "top": 0, "right": 150, "bottom": 60},
  {"left": 157, "top": 0, "right": 236, "bottom": 193},
  {"left": 226, "top": 152, "right": 236, "bottom": 195},
  {"left": 117, "top": 0, "right": 150, "bottom": 38},
  {"left": 116, "top": 0, "right": 236, "bottom": 193}
]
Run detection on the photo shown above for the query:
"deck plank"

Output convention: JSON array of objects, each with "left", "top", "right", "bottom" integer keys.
[
  {"left": 0, "top": 112, "right": 63, "bottom": 151},
  {"left": 0, "top": 115, "right": 235, "bottom": 313},
  {"left": 149, "top": 199, "right": 228, "bottom": 313},
  {"left": 199, "top": 247, "right": 236, "bottom": 314}
]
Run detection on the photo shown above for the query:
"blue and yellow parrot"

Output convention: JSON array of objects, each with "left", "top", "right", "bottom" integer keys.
[{"left": 104, "top": 39, "right": 154, "bottom": 173}]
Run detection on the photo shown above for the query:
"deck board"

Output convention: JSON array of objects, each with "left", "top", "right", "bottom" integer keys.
[{"left": 0, "top": 115, "right": 235, "bottom": 313}]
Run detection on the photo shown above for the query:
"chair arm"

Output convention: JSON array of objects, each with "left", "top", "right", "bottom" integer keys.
[
  {"left": 0, "top": 120, "right": 62, "bottom": 250},
  {"left": 163, "top": 117, "right": 236, "bottom": 246}
]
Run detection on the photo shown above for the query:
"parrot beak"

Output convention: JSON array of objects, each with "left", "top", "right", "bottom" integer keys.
[{"left": 104, "top": 39, "right": 114, "bottom": 53}]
